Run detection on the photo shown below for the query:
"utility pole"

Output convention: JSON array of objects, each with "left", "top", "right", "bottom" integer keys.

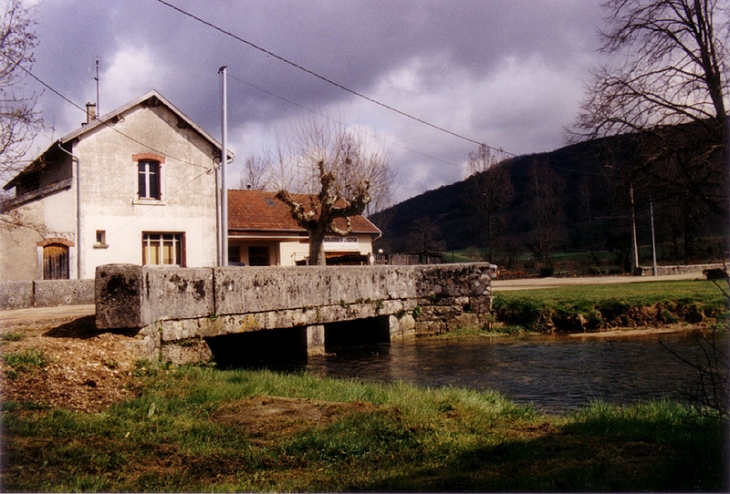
[
  {"left": 630, "top": 185, "right": 639, "bottom": 273},
  {"left": 650, "top": 199, "right": 657, "bottom": 276},
  {"left": 219, "top": 66, "right": 229, "bottom": 266}
]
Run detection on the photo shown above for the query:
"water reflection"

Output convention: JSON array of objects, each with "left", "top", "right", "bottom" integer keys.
[{"left": 226, "top": 330, "right": 728, "bottom": 415}]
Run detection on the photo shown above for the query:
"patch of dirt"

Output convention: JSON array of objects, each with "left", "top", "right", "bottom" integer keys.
[
  {"left": 212, "top": 397, "right": 372, "bottom": 438},
  {"left": 1, "top": 314, "right": 140, "bottom": 413}
]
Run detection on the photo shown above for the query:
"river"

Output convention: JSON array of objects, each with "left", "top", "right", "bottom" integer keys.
[{"left": 230, "top": 329, "right": 728, "bottom": 415}]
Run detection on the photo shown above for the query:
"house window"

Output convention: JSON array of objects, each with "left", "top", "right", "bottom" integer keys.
[
  {"left": 43, "top": 244, "right": 69, "bottom": 280},
  {"left": 94, "top": 230, "right": 108, "bottom": 248},
  {"left": 142, "top": 232, "right": 185, "bottom": 266},
  {"left": 138, "top": 160, "right": 160, "bottom": 199},
  {"left": 248, "top": 246, "right": 270, "bottom": 266},
  {"left": 228, "top": 245, "right": 242, "bottom": 265}
]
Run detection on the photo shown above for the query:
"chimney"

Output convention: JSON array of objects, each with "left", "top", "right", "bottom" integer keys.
[{"left": 85, "top": 103, "right": 97, "bottom": 124}]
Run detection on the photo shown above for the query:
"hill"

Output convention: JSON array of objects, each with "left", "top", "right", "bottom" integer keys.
[{"left": 371, "top": 132, "right": 725, "bottom": 268}]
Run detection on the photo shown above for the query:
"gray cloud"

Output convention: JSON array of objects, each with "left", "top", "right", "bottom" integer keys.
[{"left": 27, "top": 0, "right": 606, "bottom": 202}]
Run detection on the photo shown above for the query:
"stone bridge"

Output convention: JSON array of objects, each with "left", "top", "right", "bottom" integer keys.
[{"left": 95, "top": 263, "right": 494, "bottom": 365}]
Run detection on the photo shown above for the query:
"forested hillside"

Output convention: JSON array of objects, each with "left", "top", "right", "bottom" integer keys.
[{"left": 371, "top": 131, "right": 727, "bottom": 270}]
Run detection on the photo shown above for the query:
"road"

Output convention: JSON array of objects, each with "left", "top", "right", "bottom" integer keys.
[{"left": 491, "top": 272, "right": 704, "bottom": 291}]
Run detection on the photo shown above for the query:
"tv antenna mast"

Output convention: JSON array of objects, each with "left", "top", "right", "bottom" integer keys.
[{"left": 94, "top": 57, "right": 100, "bottom": 116}]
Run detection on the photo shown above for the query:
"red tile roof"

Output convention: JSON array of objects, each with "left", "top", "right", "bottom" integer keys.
[{"left": 228, "top": 189, "right": 381, "bottom": 235}]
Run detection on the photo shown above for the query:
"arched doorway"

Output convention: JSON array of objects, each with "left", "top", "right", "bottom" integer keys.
[{"left": 43, "top": 244, "right": 69, "bottom": 280}]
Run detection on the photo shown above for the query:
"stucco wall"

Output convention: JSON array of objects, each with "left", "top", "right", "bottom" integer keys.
[
  {"left": 1, "top": 99, "right": 220, "bottom": 281},
  {"left": 74, "top": 104, "right": 219, "bottom": 277}
]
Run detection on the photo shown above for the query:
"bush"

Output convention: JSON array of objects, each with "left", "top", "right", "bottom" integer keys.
[
  {"left": 588, "top": 265, "right": 602, "bottom": 275},
  {"left": 539, "top": 265, "right": 555, "bottom": 278},
  {"left": 492, "top": 295, "right": 544, "bottom": 330}
]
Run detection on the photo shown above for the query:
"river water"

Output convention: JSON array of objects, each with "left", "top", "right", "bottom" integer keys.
[{"left": 232, "top": 330, "right": 728, "bottom": 415}]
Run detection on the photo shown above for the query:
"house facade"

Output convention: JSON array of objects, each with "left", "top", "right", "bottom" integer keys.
[
  {"left": 1, "top": 91, "right": 225, "bottom": 280},
  {"left": 228, "top": 189, "right": 381, "bottom": 266}
]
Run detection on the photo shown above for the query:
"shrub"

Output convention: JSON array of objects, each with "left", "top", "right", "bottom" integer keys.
[
  {"left": 493, "top": 295, "right": 544, "bottom": 330},
  {"left": 539, "top": 265, "right": 555, "bottom": 278}
]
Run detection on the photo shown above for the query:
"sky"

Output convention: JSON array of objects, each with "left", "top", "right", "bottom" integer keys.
[{"left": 23, "top": 0, "right": 608, "bottom": 204}]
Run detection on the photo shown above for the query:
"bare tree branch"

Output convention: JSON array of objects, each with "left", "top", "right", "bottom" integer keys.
[
  {"left": 274, "top": 120, "right": 383, "bottom": 265},
  {"left": 574, "top": 0, "right": 728, "bottom": 218}
]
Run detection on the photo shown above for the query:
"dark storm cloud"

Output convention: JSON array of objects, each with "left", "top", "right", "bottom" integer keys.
[{"left": 27, "top": 0, "right": 605, "bottom": 201}]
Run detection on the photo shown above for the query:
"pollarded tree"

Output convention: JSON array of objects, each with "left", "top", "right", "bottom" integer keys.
[
  {"left": 575, "top": 0, "right": 729, "bottom": 219},
  {"left": 274, "top": 119, "right": 390, "bottom": 265}
]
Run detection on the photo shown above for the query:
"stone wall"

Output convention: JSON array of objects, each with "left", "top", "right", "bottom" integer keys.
[
  {"left": 634, "top": 263, "right": 726, "bottom": 277},
  {"left": 95, "top": 263, "right": 494, "bottom": 364},
  {"left": 0, "top": 279, "right": 94, "bottom": 310}
]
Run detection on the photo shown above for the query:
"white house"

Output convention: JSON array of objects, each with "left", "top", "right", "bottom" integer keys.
[
  {"left": 228, "top": 189, "right": 381, "bottom": 266},
  {"left": 1, "top": 90, "right": 227, "bottom": 280}
]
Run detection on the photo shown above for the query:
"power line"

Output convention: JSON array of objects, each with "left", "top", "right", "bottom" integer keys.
[
  {"left": 228, "top": 72, "right": 461, "bottom": 169},
  {"left": 20, "top": 65, "right": 211, "bottom": 170},
  {"left": 155, "top": 0, "right": 514, "bottom": 158},
  {"left": 12, "top": 67, "right": 220, "bottom": 254}
]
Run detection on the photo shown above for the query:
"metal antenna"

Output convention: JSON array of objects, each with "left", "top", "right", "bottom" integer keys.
[{"left": 95, "top": 58, "right": 100, "bottom": 116}]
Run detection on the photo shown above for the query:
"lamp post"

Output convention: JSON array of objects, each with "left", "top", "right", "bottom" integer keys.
[{"left": 219, "top": 66, "right": 228, "bottom": 267}]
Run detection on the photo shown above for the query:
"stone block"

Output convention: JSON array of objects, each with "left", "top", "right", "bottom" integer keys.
[
  {"left": 161, "top": 340, "right": 213, "bottom": 365},
  {"left": 96, "top": 264, "right": 146, "bottom": 329},
  {"left": 144, "top": 266, "right": 214, "bottom": 321},
  {"left": 96, "top": 264, "right": 215, "bottom": 329},
  {"left": 390, "top": 314, "right": 416, "bottom": 341}
]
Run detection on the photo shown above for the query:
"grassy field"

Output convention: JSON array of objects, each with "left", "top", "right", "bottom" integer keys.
[
  {"left": 493, "top": 279, "right": 730, "bottom": 331},
  {"left": 2, "top": 363, "right": 728, "bottom": 492}
]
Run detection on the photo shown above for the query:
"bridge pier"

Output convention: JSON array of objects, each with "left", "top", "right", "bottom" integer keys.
[
  {"left": 95, "top": 263, "right": 493, "bottom": 365},
  {"left": 306, "top": 325, "right": 325, "bottom": 356}
]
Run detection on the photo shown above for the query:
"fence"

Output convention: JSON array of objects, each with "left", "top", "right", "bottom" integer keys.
[{"left": 375, "top": 252, "right": 443, "bottom": 265}]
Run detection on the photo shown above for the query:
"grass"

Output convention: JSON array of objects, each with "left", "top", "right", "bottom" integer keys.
[
  {"left": 2, "top": 348, "right": 50, "bottom": 380},
  {"left": 493, "top": 279, "right": 729, "bottom": 331},
  {"left": 2, "top": 363, "right": 727, "bottom": 492},
  {"left": 0, "top": 333, "right": 25, "bottom": 342}
]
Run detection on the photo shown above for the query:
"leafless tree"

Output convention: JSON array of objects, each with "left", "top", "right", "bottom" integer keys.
[
  {"left": 463, "top": 144, "right": 514, "bottom": 262},
  {"left": 405, "top": 215, "right": 444, "bottom": 254},
  {"left": 0, "top": 0, "right": 43, "bottom": 228},
  {"left": 525, "top": 164, "right": 567, "bottom": 266},
  {"left": 275, "top": 118, "right": 391, "bottom": 265},
  {"left": 237, "top": 155, "right": 270, "bottom": 191},
  {"left": 575, "top": 0, "right": 729, "bottom": 219},
  {"left": 0, "top": 0, "right": 42, "bottom": 181}
]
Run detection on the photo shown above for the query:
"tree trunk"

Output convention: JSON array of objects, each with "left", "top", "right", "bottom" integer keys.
[{"left": 308, "top": 229, "right": 327, "bottom": 266}]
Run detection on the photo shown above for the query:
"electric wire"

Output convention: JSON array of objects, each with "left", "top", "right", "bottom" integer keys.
[
  {"left": 10, "top": 67, "right": 222, "bottom": 260},
  {"left": 228, "top": 72, "right": 460, "bottom": 169},
  {"left": 155, "top": 0, "right": 611, "bottom": 179},
  {"left": 154, "top": 0, "right": 514, "bottom": 158},
  {"left": 20, "top": 65, "right": 213, "bottom": 171}
]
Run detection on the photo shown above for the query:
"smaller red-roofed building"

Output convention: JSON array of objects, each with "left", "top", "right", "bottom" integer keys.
[{"left": 227, "top": 189, "right": 381, "bottom": 266}]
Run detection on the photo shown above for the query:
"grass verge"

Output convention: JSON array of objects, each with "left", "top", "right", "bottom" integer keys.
[
  {"left": 2, "top": 364, "right": 727, "bottom": 492},
  {"left": 493, "top": 279, "right": 729, "bottom": 332}
]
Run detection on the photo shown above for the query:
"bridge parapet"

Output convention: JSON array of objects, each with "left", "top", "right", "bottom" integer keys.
[{"left": 95, "top": 263, "right": 493, "bottom": 364}]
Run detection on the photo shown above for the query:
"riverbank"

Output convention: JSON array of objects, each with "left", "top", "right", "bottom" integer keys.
[
  {"left": 2, "top": 364, "right": 727, "bottom": 492},
  {"left": 2, "top": 278, "right": 728, "bottom": 490},
  {"left": 492, "top": 278, "right": 729, "bottom": 333}
]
